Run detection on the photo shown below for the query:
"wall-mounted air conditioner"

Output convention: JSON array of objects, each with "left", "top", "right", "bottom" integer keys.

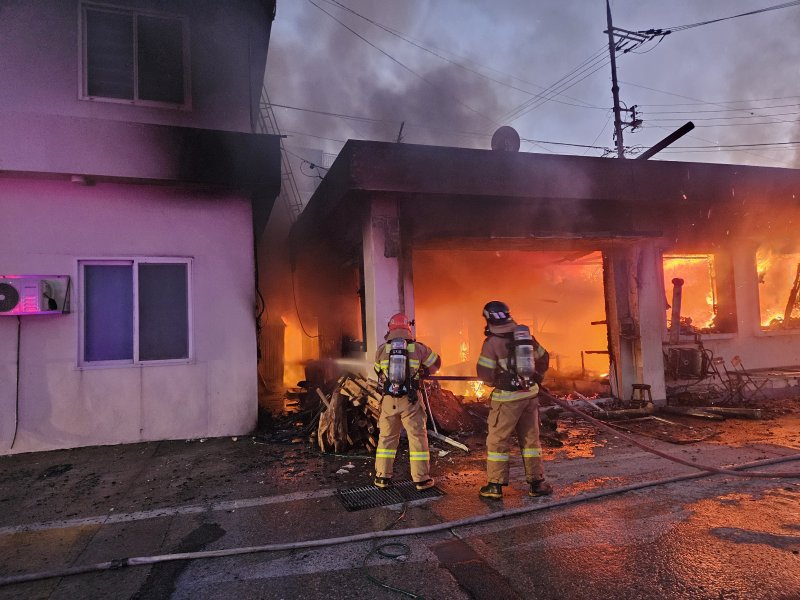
[{"left": 0, "top": 276, "right": 70, "bottom": 316}]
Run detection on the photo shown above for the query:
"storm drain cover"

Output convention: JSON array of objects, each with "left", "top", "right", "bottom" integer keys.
[{"left": 336, "top": 480, "right": 444, "bottom": 512}]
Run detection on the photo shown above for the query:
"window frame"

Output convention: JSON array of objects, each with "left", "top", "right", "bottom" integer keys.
[
  {"left": 660, "top": 251, "right": 738, "bottom": 336},
  {"left": 78, "top": 257, "right": 194, "bottom": 368},
  {"left": 78, "top": 2, "right": 192, "bottom": 110}
]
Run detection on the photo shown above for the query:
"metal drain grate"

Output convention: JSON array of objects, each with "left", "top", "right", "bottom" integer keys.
[{"left": 336, "top": 480, "right": 444, "bottom": 512}]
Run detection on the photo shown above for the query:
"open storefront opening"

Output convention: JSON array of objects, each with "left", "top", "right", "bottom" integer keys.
[{"left": 413, "top": 248, "right": 610, "bottom": 401}]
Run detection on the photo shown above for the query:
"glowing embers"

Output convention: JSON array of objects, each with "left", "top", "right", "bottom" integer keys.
[
  {"left": 756, "top": 245, "right": 800, "bottom": 330},
  {"left": 662, "top": 254, "right": 720, "bottom": 333}
]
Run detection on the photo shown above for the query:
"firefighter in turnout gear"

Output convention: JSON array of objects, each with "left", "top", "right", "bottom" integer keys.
[
  {"left": 476, "top": 301, "right": 553, "bottom": 499},
  {"left": 373, "top": 313, "right": 441, "bottom": 491}
]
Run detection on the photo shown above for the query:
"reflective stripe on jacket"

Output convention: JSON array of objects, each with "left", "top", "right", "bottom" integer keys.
[
  {"left": 476, "top": 321, "right": 547, "bottom": 401},
  {"left": 374, "top": 340, "right": 439, "bottom": 380}
]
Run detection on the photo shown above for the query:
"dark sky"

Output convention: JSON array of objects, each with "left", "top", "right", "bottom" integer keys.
[{"left": 266, "top": 0, "right": 800, "bottom": 193}]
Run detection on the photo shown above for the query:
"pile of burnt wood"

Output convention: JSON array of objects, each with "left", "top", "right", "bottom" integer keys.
[
  {"left": 311, "top": 374, "right": 382, "bottom": 454},
  {"left": 310, "top": 374, "right": 476, "bottom": 454}
]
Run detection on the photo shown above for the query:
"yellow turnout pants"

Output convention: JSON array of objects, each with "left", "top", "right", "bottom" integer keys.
[
  {"left": 485, "top": 395, "right": 544, "bottom": 485},
  {"left": 374, "top": 392, "right": 431, "bottom": 483}
]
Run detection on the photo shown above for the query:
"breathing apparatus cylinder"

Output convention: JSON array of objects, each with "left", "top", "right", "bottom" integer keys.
[
  {"left": 511, "top": 325, "right": 536, "bottom": 386},
  {"left": 386, "top": 338, "right": 409, "bottom": 396}
]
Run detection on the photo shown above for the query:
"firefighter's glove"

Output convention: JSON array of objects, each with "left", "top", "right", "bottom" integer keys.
[{"left": 531, "top": 371, "right": 544, "bottom": 385}]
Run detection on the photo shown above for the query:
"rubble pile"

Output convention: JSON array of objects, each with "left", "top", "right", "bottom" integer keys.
[
  {"left": 422, "top": 381, "right": 474, "bottom": 434},
  {"left": 311, "top": 374, "right": 382, "bottom": 454},
  {"left": 310, "top": 374, "right": 481, "bottom": 454}
]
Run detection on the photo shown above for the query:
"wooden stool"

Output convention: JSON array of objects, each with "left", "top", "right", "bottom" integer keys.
[{"left": 630, "top": 383, "right": 653, "bottom": 407}]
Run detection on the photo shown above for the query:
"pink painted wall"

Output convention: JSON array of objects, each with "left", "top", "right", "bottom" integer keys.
[{"left": 0, "top": 177, "right": 258, "bottom": 454}]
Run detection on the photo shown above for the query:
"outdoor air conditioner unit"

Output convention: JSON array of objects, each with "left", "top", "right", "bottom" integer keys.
[{"left": 0, "top": 276, "right": 69, "bottom": 315}]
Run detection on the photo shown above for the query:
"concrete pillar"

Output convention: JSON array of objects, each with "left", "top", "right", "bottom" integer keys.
[
  {"left": 604, "top": 246, "right": 637, "bottom": 400},
  {"left": 731, "top": 239, "right": 760, "bottom": 342},
  {"left": 362, "top": 197, "right": 414, "bottom": 358},
  {"left": 635, "top": 241, "right": 668, "bottom": 403}
]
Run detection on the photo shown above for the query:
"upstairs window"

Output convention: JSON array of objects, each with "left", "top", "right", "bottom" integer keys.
[{"left": 81, "top": 5, "right": 189, "bottom": 107}]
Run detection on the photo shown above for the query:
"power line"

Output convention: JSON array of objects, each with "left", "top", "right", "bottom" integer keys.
[
  {"left": 283, "top": 129, "right": 349, "bottom": 144},
  {"left": 619, "top": 79, "right": 798, "bottom": 131},
  {"left": 318, "top": 0, "right": 607, "bottom": 112},
  {"left": 659, "top": 0, "right": 800, "bottom": 32},
  {"left": 645, "top": 119, "right": 800, "bottom": 128},
  {"left": 671, "top": 141, "right": 800, "bottom": 149},
  {"left": 501, "top": 50, "right": 611, "bottom": 123},
  {"left": 637, "top": 94, "right": 800, "bottom": 108},
  {"left": 647, "top": 110, "right": 800, "bottom": 123},
  {"left": 270, "top": 101, "right": 607, "bottom": 150},
  {"left": 305, "top": 0, "right": 497, "bottom": 127},
  {"left": 644, "top": 102, "right": 800, "bottom": 115}
]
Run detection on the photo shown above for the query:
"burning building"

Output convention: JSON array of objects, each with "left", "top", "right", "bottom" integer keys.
[{"left": 276, "top": 139, "right": 800, "bottom": 404}]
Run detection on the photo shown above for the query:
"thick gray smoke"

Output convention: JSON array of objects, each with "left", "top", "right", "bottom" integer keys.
[{"left": 267, "top": 0, "right": 800, "bottom": 164}]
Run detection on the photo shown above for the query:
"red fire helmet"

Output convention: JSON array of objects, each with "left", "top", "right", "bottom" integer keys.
[{"left": 387, "top": 313, "right": 412, "bottom": 332}]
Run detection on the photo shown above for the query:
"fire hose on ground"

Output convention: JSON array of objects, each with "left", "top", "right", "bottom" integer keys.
[{"left": 1, "top": 392, "right": 800, "bottom": 588}]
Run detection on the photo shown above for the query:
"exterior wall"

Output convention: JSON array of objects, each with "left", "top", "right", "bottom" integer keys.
[
  {"left": 0, "top": 0, "right": 268, "bottom": 133},
  {"left": 0, "top": 177, "right": 258, "bottom": 454}
]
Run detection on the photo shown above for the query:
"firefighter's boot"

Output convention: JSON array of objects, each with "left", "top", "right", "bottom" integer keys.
[
  {"left": 528, "top": 479, "right": 553, "bottom": 497},
  {"left": 415, "top": 478, "right": 435, "bottom": 491},
  {"left": 479, "top": 482, "right": 504, "bottom": 499},
  {"left": 374, "top": 476, "right": 392, "bottom": 489}
]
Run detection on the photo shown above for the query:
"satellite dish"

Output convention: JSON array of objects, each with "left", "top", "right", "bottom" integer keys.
[{"left": 490, "top": 126, "right": 520, "bottom": 152}]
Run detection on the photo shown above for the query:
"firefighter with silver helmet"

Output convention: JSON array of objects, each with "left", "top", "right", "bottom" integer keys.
[
  {"left": 476, "top": 301, "right": 553, "bottom": 499},
  {"left": 373, "top": 313, "right": 441, "bottom": 491}
]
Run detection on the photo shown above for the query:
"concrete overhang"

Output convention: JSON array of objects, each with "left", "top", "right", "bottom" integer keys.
[
  {"left": 0, "top": 112, "right": 282, "bottom": 192},
  {"left": 294, "top": 140, "right": 800, "bottom": 253}
]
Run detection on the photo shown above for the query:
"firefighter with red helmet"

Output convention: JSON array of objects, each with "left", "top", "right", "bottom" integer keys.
[
  {"left": 476, "top": 301, "right": 553, "bottom": 499},
  {"left": 373, "top": 313, "right": 441, "bottom": 491}
]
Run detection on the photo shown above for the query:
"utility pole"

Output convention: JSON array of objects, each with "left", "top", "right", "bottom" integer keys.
[{"left": 606, "top": 0, "right": 624, "bottom": 159}]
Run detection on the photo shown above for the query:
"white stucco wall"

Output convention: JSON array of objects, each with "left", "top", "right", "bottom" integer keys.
[{"left": 0, "top": 176, "right": 258, "bottom": 454}]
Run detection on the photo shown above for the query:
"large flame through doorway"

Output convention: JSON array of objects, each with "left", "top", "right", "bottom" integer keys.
[{"left": 413, "top": 249, "right": 609, "bottom": 399}]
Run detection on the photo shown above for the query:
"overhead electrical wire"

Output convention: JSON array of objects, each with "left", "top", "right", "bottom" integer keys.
[
  {"left": 647, "top": 119, "right": 800, "bottom": 128},
  {"left": 305, "top": 0, "right": 497, "bottom": 127},
  {"left": 672, "top": 140, "right": 800, "bottom": 149},
  {"left": 637, "top": 93, "right": 800, "bottom": 108},
  {"left": 643, "top": 102, "right": 800, "bottom": 115},
  {"left": 282, "top": 129, "right": 348, "bottom": 145},
  {"left": 272, "top": 102, "right": 606, "bottom": 150},
  {"left": 291, "top": 1, "right": 800, "bottom": 160},
  {"left": 318, "top": 0, "right": 606, "bottom": 112},
  {"left": 648, "top": 110, "right": 800, "bottom": 122},
  {"left": 500, "top": 49, "right": 610, "bottom": 123},
  {"left": 658, "top": 0, "right": 800, "bottom": 32},
  {"left": 618, "top": 2, "right": 800, "bottom": 162},
  {"left": 619, "top": 78, "right": 798, "bottom": 164}
]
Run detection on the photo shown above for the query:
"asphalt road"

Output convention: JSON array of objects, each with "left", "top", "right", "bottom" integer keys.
[{"left": 1, "top": 408, "right": 799, "bottom": 599}]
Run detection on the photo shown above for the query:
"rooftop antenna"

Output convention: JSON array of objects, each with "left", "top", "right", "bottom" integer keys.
[{"left": 396, "top": 121, "right": 405, "bottom": 143}]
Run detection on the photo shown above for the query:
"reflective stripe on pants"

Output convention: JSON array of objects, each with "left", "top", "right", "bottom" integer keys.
[
  {"left": 485, "top": 396, "right": 545, "bottom": 485},
  {"left": 374, "top": 391, "right": 431, "bottom": 483}
]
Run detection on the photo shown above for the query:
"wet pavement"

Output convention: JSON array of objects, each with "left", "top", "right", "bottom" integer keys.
[{"left": 0, "top": 401, "right": 799, "bottom": 599}]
